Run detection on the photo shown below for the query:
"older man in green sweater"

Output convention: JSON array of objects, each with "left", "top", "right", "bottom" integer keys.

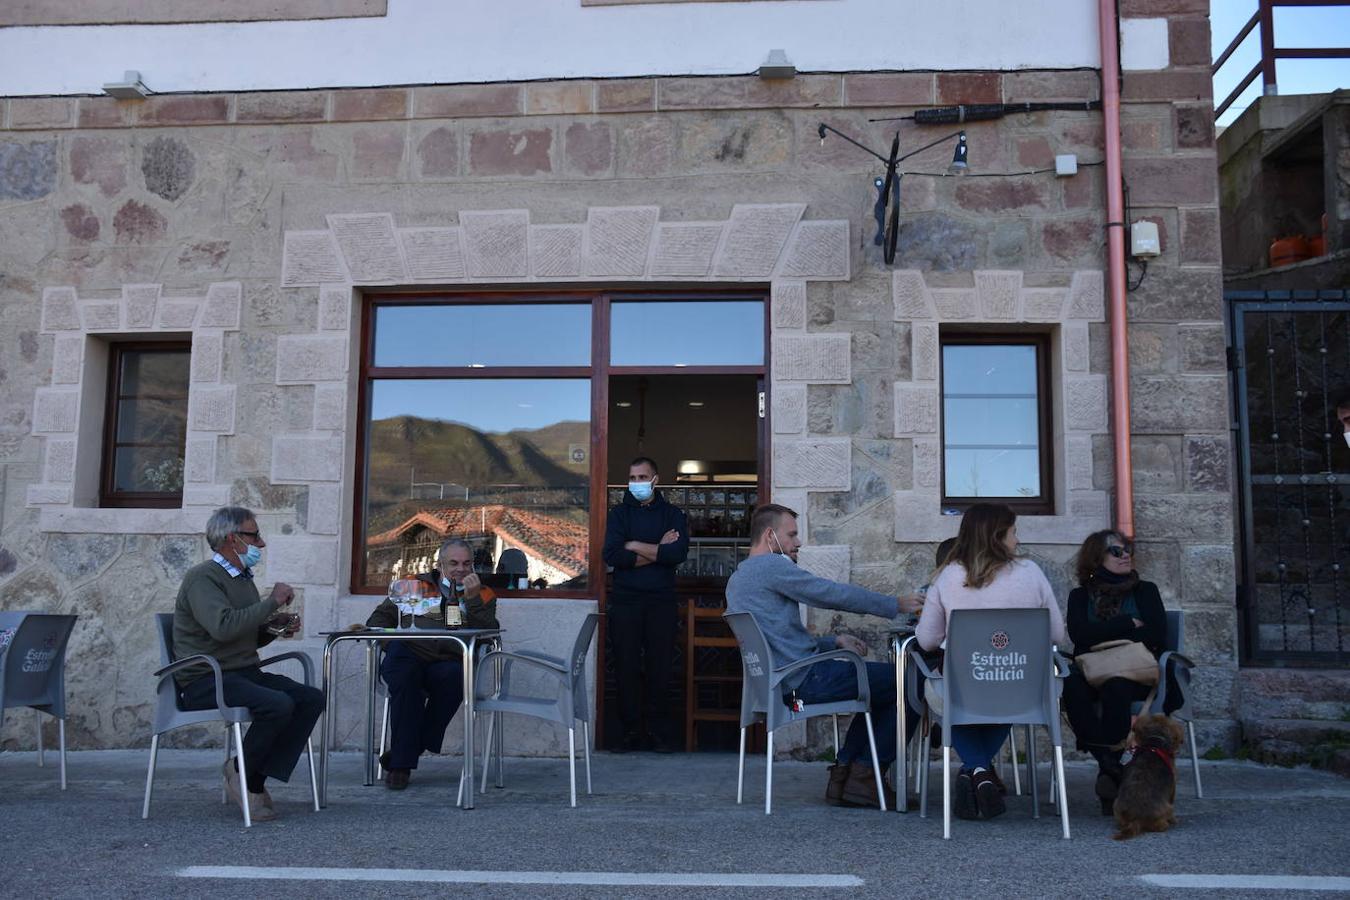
[{"left": 173, "top": 506, "right": 324, "bottom": 822}]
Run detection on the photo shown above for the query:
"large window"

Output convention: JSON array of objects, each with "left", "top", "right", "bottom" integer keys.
[
  {"left": 354, "top": 292, "right": 765, "bottom": 593},
  {"left": 940, "top": 334, "right": 1052, "bottom": 515},
  {"left": 100, "top": 342, "right": 190, "bottom": 508}
]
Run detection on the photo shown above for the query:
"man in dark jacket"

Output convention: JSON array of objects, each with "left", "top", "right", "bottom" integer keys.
[
  {"left": 364, "top": 538, "right": 498, "bottom": 789},
  {"left": 602, "top": 456, "right": 689, "bottom": 752}
]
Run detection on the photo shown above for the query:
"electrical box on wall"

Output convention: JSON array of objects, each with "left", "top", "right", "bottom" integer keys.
[{"left": 1131, "top": 220, "right": 1161, "bottom": 258}]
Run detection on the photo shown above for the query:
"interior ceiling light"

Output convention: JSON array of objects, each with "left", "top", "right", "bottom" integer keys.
[
  {"left": 688, "top": 401, "right": 705, "bottom": 407},
  {"left": 616, "top": 401, "right": 633, "bottom": 408},
  {"left": 102, "top": 70, "right": 151, "bottom": 99}
]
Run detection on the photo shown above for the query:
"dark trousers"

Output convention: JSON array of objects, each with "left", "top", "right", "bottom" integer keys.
[
  {"left": 1063, "top": 668, "right": 1172, "bottom": 767},
  {"left": 795, "top": 659, "right": 919, "bottom": 769},
  {"left": 379, "top": 642, "right": 464, "bottom": 769},
  {"left": 607, "top": 595, "right": 676, "bottom": 740},
  {"left": 181, "top": 666, "right": 324, "bottom": 787}
]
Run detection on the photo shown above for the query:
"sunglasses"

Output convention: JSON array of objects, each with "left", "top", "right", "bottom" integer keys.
[{"left": 1105, "top": 544, "right": 1134, "bottom": 559}]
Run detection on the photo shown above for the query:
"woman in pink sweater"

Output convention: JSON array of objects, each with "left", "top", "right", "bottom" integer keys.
[{"left": 916, "top": 503, "right": 1066, "bottom": 820}]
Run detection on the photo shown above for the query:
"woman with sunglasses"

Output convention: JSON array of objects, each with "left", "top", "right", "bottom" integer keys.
[{"left": 1062, "top": 530, "right": 1167, "bottom": 815}]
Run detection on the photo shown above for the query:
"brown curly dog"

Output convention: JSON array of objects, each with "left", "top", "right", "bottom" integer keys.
[{"left": 1113, "top": 713, "right": 1185, "bottom": 841}]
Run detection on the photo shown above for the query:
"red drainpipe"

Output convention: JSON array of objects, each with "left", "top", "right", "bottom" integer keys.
[{"left": 1098, "top": 0, "right": 1135, "bottom": 538}]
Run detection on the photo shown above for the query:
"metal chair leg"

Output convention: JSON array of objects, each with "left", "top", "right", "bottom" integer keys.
[
  {"left": 376, "top": 697, "right": 389, "bottom": 780},
  {"left": 919, "top": 714, "right": 931, "bottom": 819},
  {"left": 233, "top": 722, "right": 252, "bottom": 828},
  {"left": 941, "top": 744, "right": 951, "bottom": 840},
  {"left": 582, "top": 720, "right": 592, "bottom": 794},
  {"left": 58, "top": 717, "right": 67, "bottom": 788},
  {"left": 480, "top": 711, "right": 496, "bottom": 794},
  {"left": 736, "top": 727, "right": 746, "bottom": 804},
  {"left": 1028, "top": 730, "right": 1040, "bottom": 819},
  {"left": 862, "top": 712, "right": 886, "bottom": 812},
  {"left": 1187, "top": 720, "right": 1204, "bottom": 798},
  {"left": 494, "top": 712, "right": 504, "bottom": 789},
  {"left": 567, "top": 726, "right": 577, "bottom": 808},
  {"left": 832, "top": 714, "right": 841, "bottom": 760},
  {"left": 222, "top": 727, "right": 231, "bottom": 804},
  {"left": 37, "top": 713, "right": 44, "bottom": 767},
  {"left": 764, "top": 730, "right": 774, "bottom": 815},
  {"left": 1008, "top": 726, "right": 1022, "bottom": 795},
  {"left": 1054, "top": 744, "right": 1071, "bottom": 840},
  {"left": 141, "top": 733, "right": 160, "bottom": 819},
  {"left": 306, "top": 738, "right": 320, "bottom": 812}
]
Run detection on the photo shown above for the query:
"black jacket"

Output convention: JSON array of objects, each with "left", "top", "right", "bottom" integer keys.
[
  {"left": 1066, "top": 579, "right": 1166, "bottom": 657},
  {"left": 365, "top": 568, "right": 499, "bottom": 661},
  {"left": 602, "top": 490, "right": 689, "bottom": 599}
]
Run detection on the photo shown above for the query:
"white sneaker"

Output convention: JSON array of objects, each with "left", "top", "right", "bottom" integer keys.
[
  {"left": 222, "top": 759, "right": 242, "bottom": 807},
  {"left": 247, "top": 791, "right": 277, "bottom": 822}
]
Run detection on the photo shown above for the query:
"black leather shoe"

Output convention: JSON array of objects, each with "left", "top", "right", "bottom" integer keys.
[
  {"left": 973, "top": 769, "right": 1006, "bottom": 819},
  {"left": 953, "top": 769, "right": 978, "bottom": 820}
]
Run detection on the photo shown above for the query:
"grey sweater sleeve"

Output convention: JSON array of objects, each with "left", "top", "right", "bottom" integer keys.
[{"left": 771, "top": 559, "right": 898, "bottom": 618}]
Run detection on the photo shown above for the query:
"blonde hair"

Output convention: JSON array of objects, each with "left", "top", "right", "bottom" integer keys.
[{"left": 948, "top": 503, "right": 1017, "bottom": 590}]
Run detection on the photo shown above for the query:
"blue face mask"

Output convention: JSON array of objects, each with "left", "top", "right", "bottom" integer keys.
[
  {"left": 240, "top": 544, "right": 262, "bottom": 569},
  {"left": 628, "top": 481, "right": 654, "bottom": 502}
]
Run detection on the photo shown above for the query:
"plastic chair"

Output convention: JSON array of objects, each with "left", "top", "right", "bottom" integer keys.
[
  {"left": 907, "top": 608, "right": 1071, "bottom": 839},
  {"left": 1146, "top": 610, "right": 1203, "bottom": 798},
  {"left": 141, "top": 613, "right": 320, "bottom": 827},
  {"left": 472, "top": 613, "right": 600, "bottom": 807},
  {"left": 724, "top": 611, "right": 885, "bottom": 815},
  {"left": 0, "top": 612, "right": 78, "bottom": 789}
]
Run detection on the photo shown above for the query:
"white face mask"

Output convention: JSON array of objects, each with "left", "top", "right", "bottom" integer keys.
[{"left": 769, "top": 528, "right": 793, "bottom": 562}]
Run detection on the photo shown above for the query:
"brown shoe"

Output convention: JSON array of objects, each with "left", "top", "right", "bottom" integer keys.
[
  {"left": 384, "top": 767, "right": 411, "bottom": 790},
  {"left": 840, "top": 764, "right": 896, "bottom": 809},
  {"left": 973, "top": 769, "right": 1006, "bottom": 819},
  {"left": 986, "top": 764, "right": 1008, "bottom": 796},
  {"left": 825, "top": 763, "right": 852, "bottom": 806},
  {"left": 246, "top": 791, "right": 277, "bottom": 822}
]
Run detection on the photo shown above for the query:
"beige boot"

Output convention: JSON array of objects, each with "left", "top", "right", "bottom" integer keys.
[{"left": 247, "top": 791, "right": 277, "bottom": 822}]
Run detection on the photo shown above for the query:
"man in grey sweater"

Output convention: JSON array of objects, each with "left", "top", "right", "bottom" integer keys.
[
  {"left": 174, "top": 506, "right": 324, "bottom": 822},
  {"left": 726, "top": 503, "right": 922, "bottom": 808}
]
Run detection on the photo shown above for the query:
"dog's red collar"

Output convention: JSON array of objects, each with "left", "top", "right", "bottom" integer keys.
[{"left": 1133, "top": 744, "right": 1175, "bottom": 776}]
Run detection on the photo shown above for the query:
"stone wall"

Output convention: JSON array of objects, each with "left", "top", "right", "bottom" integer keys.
[{"left": 0, "top": 55, "right": 1232, "bottom": 753}]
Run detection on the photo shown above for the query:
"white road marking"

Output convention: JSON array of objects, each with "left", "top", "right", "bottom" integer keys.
[
  {"left": 177, "top": 866, "right": 863, "bottom": 888},
  {"left": 1141, "top": 874, "right": 1350, "bottom": 892}
]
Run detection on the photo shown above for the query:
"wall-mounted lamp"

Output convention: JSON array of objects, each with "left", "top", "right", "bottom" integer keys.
[
  {"left": 102, "top": 70, "right": 151, "bottom": 99},
  {"left": 949, "top": 133, "right": 969, "bottom": 174},
  {"left": 817, "top": 123, "right": 968, "bottom": 264},
  {"left": 757, "top": 49, "right": 796, "bottom": 79}
]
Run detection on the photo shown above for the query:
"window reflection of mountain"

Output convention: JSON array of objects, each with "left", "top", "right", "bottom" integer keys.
[
  {"left": 365, "top": 414, "right": 589, "bottom": 526},
  {"left": 366, "top": 504, "right": 588, "bottom": 588}
]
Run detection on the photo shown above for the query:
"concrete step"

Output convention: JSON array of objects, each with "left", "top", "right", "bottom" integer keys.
[
  {"left": 1241, "top": 717, "right": 1350, "bottom": 776},
  {"left": 1237, "top": 668, "right": 1350, "bottom": 721}
]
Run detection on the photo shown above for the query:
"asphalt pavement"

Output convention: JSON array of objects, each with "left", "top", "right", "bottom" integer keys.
[{"left": 1, "top": 746, "right": 1347, "bottom": 899}]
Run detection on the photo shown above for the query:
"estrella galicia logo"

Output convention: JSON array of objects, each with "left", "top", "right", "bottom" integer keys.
[{"left": 990, "top": 630, "right": 1010, "bottom": 651}]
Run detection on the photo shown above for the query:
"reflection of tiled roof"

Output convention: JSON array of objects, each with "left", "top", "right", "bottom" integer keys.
[{"left": 369, "top": 505, "right": 588, "bottom": 578}]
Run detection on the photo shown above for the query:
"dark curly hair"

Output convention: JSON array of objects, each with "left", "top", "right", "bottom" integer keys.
[{"left": 1074, "top": 529, "right": 1130, "bottom": 586}]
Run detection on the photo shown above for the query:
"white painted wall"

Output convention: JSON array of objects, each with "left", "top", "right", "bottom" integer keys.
[{"left": 0, "top": 0, "right": 1101, "bottom": 97}]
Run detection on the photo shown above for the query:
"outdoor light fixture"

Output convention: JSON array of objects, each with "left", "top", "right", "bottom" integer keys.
[
  {"left": 817, "top": 123, "right": 968, "bottom": 264},
  {"left": 948, "top": 133, "right": 969, "bottom": 174},
  {"left": 757, "top": 49, "right": 796, "bottom": 79},
  {"left": 102, "top": 70, "right": 151, "bottom": 99}
]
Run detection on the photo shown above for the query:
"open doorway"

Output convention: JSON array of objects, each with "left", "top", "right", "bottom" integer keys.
[{"left": 603, "top": 374, "right": 763, "bottom": 751}]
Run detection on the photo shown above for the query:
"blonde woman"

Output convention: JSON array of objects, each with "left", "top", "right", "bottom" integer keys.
[{"left": 916, "top": 503, "right": 1066, "bottom": 820}]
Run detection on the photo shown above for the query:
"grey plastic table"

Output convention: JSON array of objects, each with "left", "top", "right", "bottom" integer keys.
[
  {"left": 888, "top": 623, "right": 918, "bottom": 812},
  {"left": 317, "top": 627, "right": 502, "bottom": 809}
]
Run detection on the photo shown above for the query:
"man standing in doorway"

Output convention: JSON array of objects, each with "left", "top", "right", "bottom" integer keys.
[{"left": 603, "top": 456, "right": 689, "bottom": 753}]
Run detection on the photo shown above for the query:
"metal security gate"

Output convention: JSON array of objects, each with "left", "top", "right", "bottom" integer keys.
[{"left": 1229, "top": 291, "right": 1349, "bottom": 666}]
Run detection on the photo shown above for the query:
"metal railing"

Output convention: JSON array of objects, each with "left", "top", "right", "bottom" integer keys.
[{"left": 1213, "top": 0, "right": 1350, "bottom": 119}]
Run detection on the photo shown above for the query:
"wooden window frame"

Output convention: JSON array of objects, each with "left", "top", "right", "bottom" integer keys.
[
  {"left": 351, "top": 288, "right": 769, "bottom": 596},
  {"left": 938, "top": 332, "right": 1054, "bottom": 517},
  {"left": 99, "top": 341, "right": 191, "bottom": 509}
]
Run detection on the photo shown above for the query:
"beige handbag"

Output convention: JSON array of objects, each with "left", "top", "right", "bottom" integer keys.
[{"left": 1075, "top": 639, "right": 1159, "bottom": 688}]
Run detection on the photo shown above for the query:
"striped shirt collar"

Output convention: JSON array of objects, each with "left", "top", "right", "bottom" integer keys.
[{"left": 212, "top": 552, "right": 252, "bottom": 579}]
